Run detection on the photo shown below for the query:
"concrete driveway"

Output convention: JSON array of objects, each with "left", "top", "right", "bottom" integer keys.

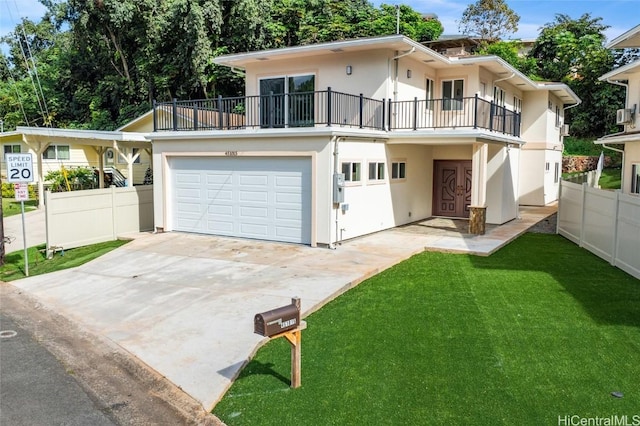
[{"left": 7, "top": 205, "right": 555, "bottom": 410}]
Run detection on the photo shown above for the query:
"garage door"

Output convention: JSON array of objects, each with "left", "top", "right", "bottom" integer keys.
[{"left": 170, "top": 157, "right": 311, "bottom": 244}]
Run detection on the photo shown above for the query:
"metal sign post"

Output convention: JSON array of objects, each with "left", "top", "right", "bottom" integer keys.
[{"left": 5, "top": 153, "right": 34, "bottom": 277}]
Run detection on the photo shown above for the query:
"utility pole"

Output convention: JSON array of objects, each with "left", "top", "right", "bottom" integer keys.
[{"left": 396, "top": 5, "right": 400, "bottom": 34}]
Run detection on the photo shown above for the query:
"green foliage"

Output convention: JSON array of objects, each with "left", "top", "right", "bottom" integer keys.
[
  {"left": 45, "top": 167, "right": 96, "bottom": 192},
  {"left": 459, "top": 0, "right": 519, "bottom": 41},
  {"left": 1, "top": 199, "right": 38, "bottom": 217},
  {"left": 528, "top": 14, "right": 625, "bottom": 138},
  {"left": 1, "top": 183, "right": 39, "bottom": 200},
  {"left": 599, "top": 168, "right": 621, "bottom": 190},
  {"left": 214, "top": 234, "right": 640, "bottom": 424},
  {"left": 370, "top": 4, "right": 443, "bottom": 43},
  {"left": 478, "top": 41, "right": 537, "bottom": 76}
]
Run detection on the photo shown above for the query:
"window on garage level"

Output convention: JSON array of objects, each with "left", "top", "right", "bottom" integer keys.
[
  {"left": 368, "top": 162, "right": 385, "bottom": 181},
  {"left": 342, "top": 161, "right": 361, "bottom": 182},
  {"left": 43, "top": 145, "right": 70, "bottom": 160},
  {"left": 391, "top": 161, "right": 406, "bottom": 180}
]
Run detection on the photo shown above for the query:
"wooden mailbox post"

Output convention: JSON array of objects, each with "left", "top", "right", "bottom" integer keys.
[{"left": 254, "top": 297, "right": 306, "bottom": 388}]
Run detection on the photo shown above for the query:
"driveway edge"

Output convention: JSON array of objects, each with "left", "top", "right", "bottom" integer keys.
[{"left": 0, "top": 282, "right": 224, "bottom": 426}]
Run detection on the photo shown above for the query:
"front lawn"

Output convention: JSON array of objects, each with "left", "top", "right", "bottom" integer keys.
[
  {"left": 2, "top": 198, "right": 38, "bottom": 217},
  {"left": 214, "top": 234, "right": 640, "bottom": 425},
  {"left": 0, "top": 240, "right": 129, "bottom": 281}
]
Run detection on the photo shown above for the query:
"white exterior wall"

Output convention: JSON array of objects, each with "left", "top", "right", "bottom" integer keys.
[
  {"left": 151, "top": 134, "right": 334, "bottom": 245},
  {"left": 519, "top": 149, "right": 545, "bottom": 205},
  {"left": 485, "top": 144, "right": 519, "bottom": 224},
  {"left": 333, "top": 141, "right": 433, "bottom": 241},
  {"left": 623, "top": 142, "right": 640, "bottom": 194}
]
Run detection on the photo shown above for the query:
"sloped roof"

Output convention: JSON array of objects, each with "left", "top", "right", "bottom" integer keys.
[{"left": 606, "top": 24, "right": 640, "bottom": 49}]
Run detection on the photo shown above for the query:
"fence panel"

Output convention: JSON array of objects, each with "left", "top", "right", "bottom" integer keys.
[
  {"left": 558, "top": 180, "right": 640, "bottom": 280},
  {"left": 45, "top": 186, "right": 153, "bottom": 253}
]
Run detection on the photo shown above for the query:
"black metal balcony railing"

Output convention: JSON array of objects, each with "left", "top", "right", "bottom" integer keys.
[{"left": 153, "top": 88, "right": 521, "bottom": 137}]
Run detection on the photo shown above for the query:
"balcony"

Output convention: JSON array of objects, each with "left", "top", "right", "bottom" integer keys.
[{"left": 153, "top": 88, "right": 521, "bottom": 137}]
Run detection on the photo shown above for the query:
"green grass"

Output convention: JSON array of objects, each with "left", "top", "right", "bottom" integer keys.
[
  {"left": 214, "top": 234, "right": 640, "bottom": 425},
  {"left": 0, "top": 240, "right": 129, "bottom": 281},
  {"left": 2, "top": 198, "right": 38, "bottom": 217},
  {"left": 599, "top": 168, "right": 622, "bottom": 189}
]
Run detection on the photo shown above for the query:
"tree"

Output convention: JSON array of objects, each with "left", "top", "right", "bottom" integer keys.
[
  {"left": 478, "top": 41, "right": 537, "bottom": 77},
  {"left": 529, "top": 14, "right": 625, "bottom": 137},
  {"left": 371, "top": 4, "right": 443, "bottom": 43},
  {"left": 459, "top": 0, "right": 519, "bottom": 41}
]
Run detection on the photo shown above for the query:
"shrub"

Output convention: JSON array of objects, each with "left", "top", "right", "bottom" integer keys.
[{"left": 45, "top": 167, "right": 97, "bottom": 192}]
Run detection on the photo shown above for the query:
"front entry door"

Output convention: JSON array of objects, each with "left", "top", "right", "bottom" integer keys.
[{"left": 433, "top": 160, "right": 472, "bottom": 218}]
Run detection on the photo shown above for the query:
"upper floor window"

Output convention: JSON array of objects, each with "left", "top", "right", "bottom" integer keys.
[
  {"left": 555, "top": 105, "right": 561, "bottom": 127},
  {"left": 341, "top": 161, "right": 361, "bottom": 182},
  {"left": 43, "top": 145, "right": 70, "bottom": 160},
  {"left": 513, "top": 96, "right": 522, "bottom": 113},
  {"left": 259, "top": 74, "right": 315, "bottom": 128},
  {"left": 442, "top": 79, "right": 464, "bottom": 111},
  {"left": 3, "top": 144, "right": 21, "bottom": 154},
  {"left": 426, "top": 78, "right": 434, "bottom": 111},
  {"left": 493, "top": 86, "right": 506, "bottom": 107}
]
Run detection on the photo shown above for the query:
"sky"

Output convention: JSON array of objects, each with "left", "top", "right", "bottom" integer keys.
[{"left": 0, "top": 0, "right": 638, "bottom": 49}]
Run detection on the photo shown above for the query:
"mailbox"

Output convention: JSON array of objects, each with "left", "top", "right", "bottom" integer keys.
[{"left": 254, "top": 298, "right": 301, "bottom": 337}]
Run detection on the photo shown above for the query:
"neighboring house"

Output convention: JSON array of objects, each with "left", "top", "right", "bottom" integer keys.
[
  {"left": 147, "top": 35, "right": 579, "bottom": 247},
  {"left": 596, "top": 24, "right": 640, "bottom": 195},
  {"left": 0, "top": 128, "right": 151, "bottom": 206},
  {"left": 423, "top": 35, "right": 483, "bottom": 57}
]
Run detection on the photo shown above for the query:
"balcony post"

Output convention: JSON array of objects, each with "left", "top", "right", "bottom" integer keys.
[
  {"left": 489, "top": 101, "right": 495, "bottom": 132},
  {"left": 359, "top": 93, "right": 364, "bottom": 129},
  {"left": 327, "top": 87, "right": 332, "bottom": 127},
  {"left": 413, "top": 97, "right": 418, "bottom": 130},
  {"left": 387, "top": 99, "right": 392, "bottom": 130},
  {"left": 193, "top": 103, "right": 199, "bottom": 131},
  {"left": 502, "top": 106, "right": 506, "bottom": 134},
  {"left": 381, "top": 98, "right": 386, "bottom": 131},
  {"left": 269, "top": 91, "right": 274, "bottom": 128},
  {"left": 152, "top": 99, "right": 157, "bottom": 132},
  {"left": 473, "top": 94, "right": 478, "bottom": 129},
  {"left": 172, "top": 98, "right": 178, "bottom": 131},
  {"left": 218, "top": 95, "right": 224, "bottom": 130}
]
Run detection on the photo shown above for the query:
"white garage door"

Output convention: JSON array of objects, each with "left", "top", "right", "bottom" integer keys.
[{"left": 170, "top": 157, "right": 311, "bottom": 244}]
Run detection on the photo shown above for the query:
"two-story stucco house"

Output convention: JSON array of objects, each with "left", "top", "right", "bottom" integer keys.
[
  {"left": 147, "top": 35, "right": 579, "bottom": 247},
  {"left": 596, "top": 24, "right": 640, "bottom": 195}
]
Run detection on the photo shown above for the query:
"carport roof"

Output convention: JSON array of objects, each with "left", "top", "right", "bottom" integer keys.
[{"left": 0, "top": 127, "right": 150, "bottom": 148}]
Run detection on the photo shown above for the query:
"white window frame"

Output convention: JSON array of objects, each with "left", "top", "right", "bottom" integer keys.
[
  {"left": 259, "top": 73, "right": 315, "bottom": 128},
  {"left": 493, "top": 86, "right": 506, "bottom": 107},
  {"left": 368, "top": 161, "right": 386, "bottom": 182},
  {"left": 426, "top": 78, "right": 435, "bottom": 110},
  {"left": 43, "top": 145, "right": 70, "bottom": 161},
  {"left": 545, "top": 162, "right": 550, "bottom": 173},
  {"left": 341, "top": 161, "right": 362, "bottom": 183},
  {"left": 391, "top": 161, "right": 407, "bottom": 181},
  {"left": 442, "top": 79, "right": 464, "bottom": 111},
  {"left": 513, "top": 96, "right": 522, "bottom": 113},
  {"left": 555, "top": 105, "right": 561, "bottom": 128},
  {"left": 554, "top": 162, "right": 560, "bottom": 183}
]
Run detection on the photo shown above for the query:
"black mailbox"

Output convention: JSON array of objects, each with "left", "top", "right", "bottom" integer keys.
[{"left": 254, "top": 298, "right": 301, "bottom": 337}]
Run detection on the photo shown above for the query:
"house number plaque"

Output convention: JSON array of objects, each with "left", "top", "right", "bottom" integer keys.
[{"left": 225, "top": 151, "right": 238, "bottom": 156}]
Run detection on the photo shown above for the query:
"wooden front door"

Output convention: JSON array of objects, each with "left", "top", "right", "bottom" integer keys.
[{"left": 433, "top": 160, "right": 472, "bottom": 218}]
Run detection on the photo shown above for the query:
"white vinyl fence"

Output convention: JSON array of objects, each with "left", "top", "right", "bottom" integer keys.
[
  {"left": 558, "top": 180, "right": 640, "bottom": 280},
  {"left": 45, "top": 185, "right": 154, "bottom": 253}
]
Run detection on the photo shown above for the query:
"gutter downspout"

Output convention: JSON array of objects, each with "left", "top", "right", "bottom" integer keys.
[
  {"left": 330, "top": 135, "right": 340, "bottom": 249},
  {"left": 392, "top": 47, "right": 416, "bottom": 101}
]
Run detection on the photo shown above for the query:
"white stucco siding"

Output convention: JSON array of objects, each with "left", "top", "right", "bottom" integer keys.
[
  {"left": 244, "top": 49, "right": 391, "bottom": 101},
  {"left": 486, "top": 144, "right": 519, "bottom": 224},
  {"left": 151, "top": 135, "right": 333, "bottom": 245},
  {"left": 521, "top": 91, "right": 549, "bottom": 142},
  {"left": 331, "top": 141, "right": 433, "bottom": 242},
  {"left": 519, "top": 149, "right": 545, "bottom": 205}
]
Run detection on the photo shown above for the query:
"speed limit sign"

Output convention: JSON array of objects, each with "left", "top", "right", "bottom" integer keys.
[{"left": 5, "top": 153, "right": 34, "bottom": 183}]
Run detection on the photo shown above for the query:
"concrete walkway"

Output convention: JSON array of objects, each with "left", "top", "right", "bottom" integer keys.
[
  {"left": 7, "top": 205, "right": 555, "bottom": 411},
  {"left": 3, "top": 207, "right": 46, "bottom": 253}
]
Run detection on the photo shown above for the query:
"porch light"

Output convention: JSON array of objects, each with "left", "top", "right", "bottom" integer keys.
[
  {"left": 346, "top": 65, "right": 353, "bottom": 75},
  {"left": 407, "top": 69, "right": 412, "bottom": 78}
]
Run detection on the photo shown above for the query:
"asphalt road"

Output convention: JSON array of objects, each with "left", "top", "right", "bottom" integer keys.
[{"left": 0, "top": 313, "right": 116, "bottom": 426}]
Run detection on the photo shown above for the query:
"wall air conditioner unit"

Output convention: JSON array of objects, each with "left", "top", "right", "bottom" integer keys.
[
  {"left": 616, "top": 108, "right": 633, "bottom": 125},
  {"left": 560, "top": 124, "right": 570, "bottom": 136}
]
